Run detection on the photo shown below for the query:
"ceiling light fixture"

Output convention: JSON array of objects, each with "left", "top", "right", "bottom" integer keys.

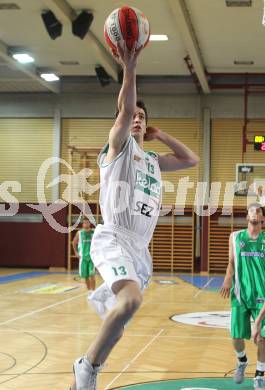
[
  {"left": 149, "top": 34, "right": 168, "bottom": 41},
  {"left": 12, "top": 53, "right": 35, "bottom": 64},
  {"left": 40, "top": 73, "right": 60, "bottom": 82}
]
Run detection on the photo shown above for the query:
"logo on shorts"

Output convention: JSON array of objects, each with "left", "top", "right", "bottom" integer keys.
[
  {"left": 171, "top": 311, "right": 231, "bottom": 329},
  {"left": 135, "top": 170, "right": 160, "bottom": 199}
]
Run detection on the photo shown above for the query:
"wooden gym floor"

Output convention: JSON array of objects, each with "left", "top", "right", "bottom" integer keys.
[{"left": 0, "top": 268, "right": 259, "bottom": 389}]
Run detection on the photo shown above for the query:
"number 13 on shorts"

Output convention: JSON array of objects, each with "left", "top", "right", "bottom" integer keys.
[{"left": 112, "top": 266, "right": 128, "bottom": 276}]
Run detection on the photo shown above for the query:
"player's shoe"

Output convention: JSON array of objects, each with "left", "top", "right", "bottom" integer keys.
[
  {"left": 233, "top": 361, "right": 248, "bottom": 384},
  {"left": 87, "top": 290, "right": 93, "bottom": 300},
  {"left": 71, "top": 356, "right": 100, "bottom": 390},
  {"left": 254, "top": 376, "right": 265, "bottom": 390}
]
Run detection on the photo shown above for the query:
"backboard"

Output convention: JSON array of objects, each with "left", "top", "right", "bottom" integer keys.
[{"left": 235, "top": 163, "right": 265, "bottom": 199}]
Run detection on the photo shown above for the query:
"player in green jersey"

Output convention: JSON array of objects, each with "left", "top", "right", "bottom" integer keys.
[
  {"left": 72, "top": 217, "right": 96, "bottom": 294},
  {"left": 253, "top": 285, "right": 265, "bottom": 347},
  {"left": 221, "top": 203, "right": 265, "bottom": 389}
]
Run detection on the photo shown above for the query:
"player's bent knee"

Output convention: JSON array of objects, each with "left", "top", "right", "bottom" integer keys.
[
  {"left": 121, "top": 295, "right": 142, "bottom": 316},
  {"left": 112, "top": 279, "right": 139, "bottom": 295}
]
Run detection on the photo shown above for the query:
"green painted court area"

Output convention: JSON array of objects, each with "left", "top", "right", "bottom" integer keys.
[{"left": 116, "top": 378, "right": 254, "bottom": 389}]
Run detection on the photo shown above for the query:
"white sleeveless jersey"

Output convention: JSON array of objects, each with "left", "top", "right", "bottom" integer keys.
[{"left": 98, "top": 135, "right": 162, "bottom": 244}]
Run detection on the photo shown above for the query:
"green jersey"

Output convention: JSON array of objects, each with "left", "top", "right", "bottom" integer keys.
[
  {"left": 231, "top": 229, "right": 265, "bottom": 308},
  {"left": 78, "top": 229, "right": 93, "bottom": 260}
]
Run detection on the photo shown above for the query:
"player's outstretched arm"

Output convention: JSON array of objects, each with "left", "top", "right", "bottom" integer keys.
[
  {"left": 104, "top": 43, "right": 142, "bottom": 164},
  {"left": 144, "top": 126, "right": 199, "bottom": 172},
  {"left": 220, "top": 233, "right": 234, "bottom": 299}
]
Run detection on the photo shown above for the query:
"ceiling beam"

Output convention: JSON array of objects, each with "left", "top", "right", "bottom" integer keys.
[
  {"left": 168, "top": 0, "right": 210, "bottom": 94},
  {"left": 0, "top": 40, "right": 60, "bottom": 93},
  {"left": 44, "top": 0, "right": 120, "bottom": 82}
]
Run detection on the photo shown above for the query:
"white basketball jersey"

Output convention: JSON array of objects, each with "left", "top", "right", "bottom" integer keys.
[{"left": 98, "top": 136, "right": 162, "bottom": 244}]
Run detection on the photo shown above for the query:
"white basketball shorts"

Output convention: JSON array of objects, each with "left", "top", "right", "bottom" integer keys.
[{"left": 89, "top": 223, "right": 152, "bottom": 318}]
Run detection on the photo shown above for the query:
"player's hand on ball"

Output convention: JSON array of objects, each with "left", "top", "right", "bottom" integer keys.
[
  {"left": 115, "top": 41, "right": 143, "bottom": 70},
  {"left": 220, "top": 278, "right": 232, "bottom": 298},
  {"left": 144, "top": 126, "right": 161, "bottom": 141},
  {"left": 253, "top": 322, "right": 262, "bottom": 345}
]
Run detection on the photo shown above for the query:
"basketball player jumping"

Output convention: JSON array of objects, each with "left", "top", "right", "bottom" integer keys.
[
  {"left": 221, "top": 203, "right": 265, "bottom": 390},
  {"left": 71, "top": 42, "right": 199, "bottom": 390}
]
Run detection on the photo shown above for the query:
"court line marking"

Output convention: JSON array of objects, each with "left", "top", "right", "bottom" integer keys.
[
  {"left": 104, "top": 329, "right": 164, "bottom": 389},
  {"left": 1, "top": 369, "right": 251, "bottom": 377},
  {"left": 0, "top": 329, "right": 231, "bottom": 340},
  {"left": 0, "top": 300, "right": 223, "bottom": 306},
  {"left": 0, "top": 292, "right": 88, "bottom": 327},
  {"left": 193, "top": 278, "right": 214, "bottom": 298},
  {"left": 0, "top": 331, "right": 48, "bottom": 386}
]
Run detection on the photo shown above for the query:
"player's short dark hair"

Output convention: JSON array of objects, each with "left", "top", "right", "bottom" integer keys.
[
  {"left": 247, "top": 203, "right": 265, "bottom": 217},
  {"left": 82, "top": 216, "right": 90, "bottom": 223},
  {"left": 136, "top": 100, "right": 148, "bottom": 123},
  {"left": 115, "top": 100, "right": 148, "bottom": 123}
]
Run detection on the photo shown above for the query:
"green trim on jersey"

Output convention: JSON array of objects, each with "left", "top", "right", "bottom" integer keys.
[
  {"left": 231, "top": 229, "right": 265, "bottom": 308},
  {"left": 98, "top": 136, "right": 132, "bottom": 168},
  {"left": 146, "top": 150, "right": 158, "bottom": 160}
]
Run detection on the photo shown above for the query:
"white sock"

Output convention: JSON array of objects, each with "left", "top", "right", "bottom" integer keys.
[
  {"left": 257, "top": 361, "right": 265, "bottom": 372},
  {"left": 236, "top": 350, "right": 247, "bottom": 359},
  {"left": 236, "top": 350, "right": 247, "bottom": 364}
]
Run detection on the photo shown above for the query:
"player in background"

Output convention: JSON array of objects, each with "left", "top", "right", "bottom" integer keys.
[
  {"left": 72, "top": 217, "right": 96, "bottom": 295},
  {"left": 221, "top": 203, "right": 265, "bottom": 390}
]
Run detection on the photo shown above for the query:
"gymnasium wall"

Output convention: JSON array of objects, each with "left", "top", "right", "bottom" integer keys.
[
  {"left": 0, "top": 92, "right": 265, "bottom": 271},
  {"left": 62, "top": 116, "right": 264, "bottom": 210},
  {"left": 0, "top": 94, "right": 200, "bottom": 118},
  {"left": 0, "top": 114, "right": 258, "bottom": 208},
  {"left": 211, "top": 119, "right": 265, "bottom": 207},
  {"left": 61, "top": 118, "right": 202, "bottom": 205},
  {"left": 0, "top": 92, "right": 265, "bottom": 118},
  {"left": 0, "top": 203, "right": 67, "bottom": 268},
  {"left": 0, "top": 118, "right": 54, "bottom": 202},
  {"left": 61, "top": 118, "right": 113, "bottom": 203}
]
